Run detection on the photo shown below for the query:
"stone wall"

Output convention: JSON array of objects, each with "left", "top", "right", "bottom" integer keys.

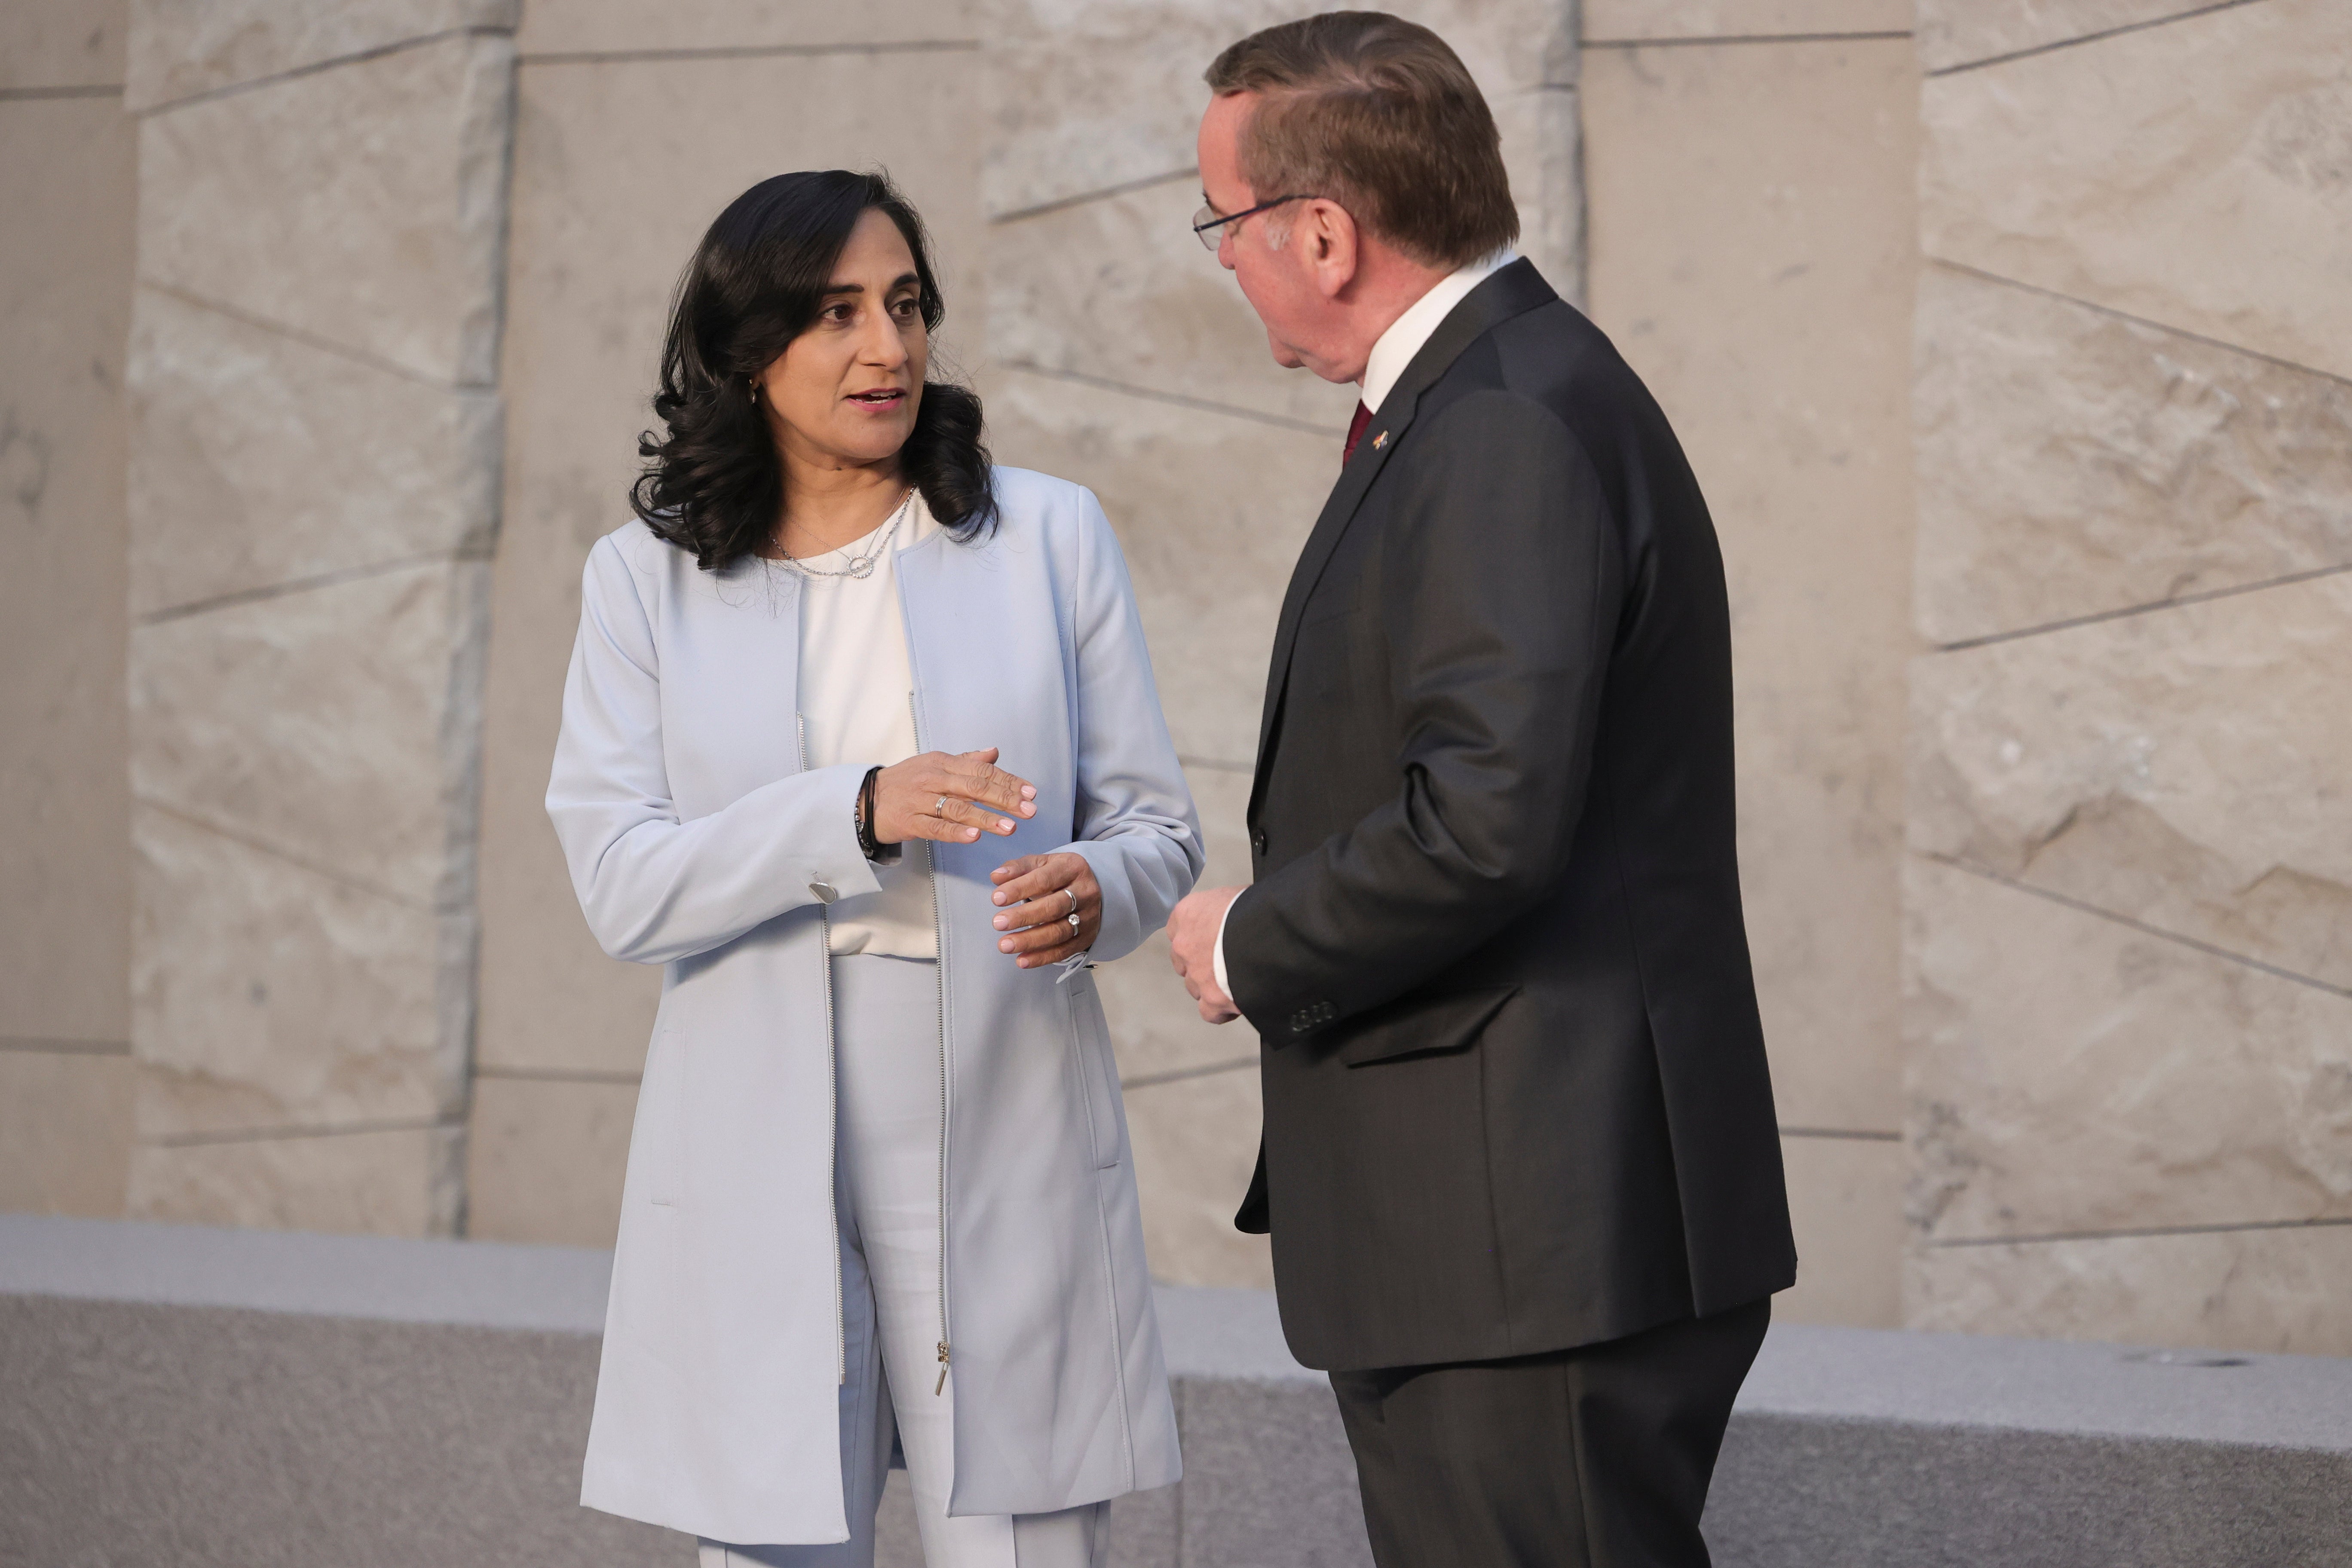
[
  {"left": 465, "top": 0, "right": 988, "bottom": 1246},
  {"left": 1580, "top": 0, "right": 1920, "bottom": 1325},
  {"left": 1903, "top": 0, "right": 2352, "bottom": 1354},
  {"left": 460, "top": 0, "right": 1584, "bottom": 1288},
  {"left": 7, "top": 0, "right": 2346, "bottom": 1355},
  {"left": 978, "top": 0, "right": 1583, "bottom": 1286},
  {"left": 119, "top": 0, "right": 516, "bottom": 1235},
  {"left": 0, "top": 0, "right": 138, "bottom": 1219}
]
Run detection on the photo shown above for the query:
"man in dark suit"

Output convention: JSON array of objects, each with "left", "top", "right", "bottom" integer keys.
[{"left": 1164, "top": 13, "right": 1798, "bottom": 1566}]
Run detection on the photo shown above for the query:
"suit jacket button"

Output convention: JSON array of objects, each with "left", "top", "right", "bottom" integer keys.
[
  {"left": 808, "top": 880, "right": 839, "bottom": 905},
  {"left": 1251, "top": 830, "right": 1268, "bottom": 857}
]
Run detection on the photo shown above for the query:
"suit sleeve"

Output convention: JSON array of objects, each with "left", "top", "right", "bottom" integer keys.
[
  {"left": 1051, "top": 487, "right": 1207, "bottom": 962},
  {"left": 1223, "top": 390, "right": 1624, "bottom": 1032},
  {"left": 545, "top": 535, "right": 884, "bottom": 966}
]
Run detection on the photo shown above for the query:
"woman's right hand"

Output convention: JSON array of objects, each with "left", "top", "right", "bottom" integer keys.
[{"left": 872, "top": 747, "right": 1038, "bottom": 845}]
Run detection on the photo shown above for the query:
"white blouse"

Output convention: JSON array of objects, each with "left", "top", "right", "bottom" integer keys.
[{"left": 790, "top": 490, "right": 940, "bottom": 958}]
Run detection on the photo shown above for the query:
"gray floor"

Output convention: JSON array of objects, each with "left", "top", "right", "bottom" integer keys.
[{"left": 5, "top": 1216, "right": 2348, "bottom": 1568}]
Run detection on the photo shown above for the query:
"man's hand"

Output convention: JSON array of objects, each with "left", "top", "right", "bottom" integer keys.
[{"left": 1168, "top": 885, "right": 1245, "bottom": 1024}]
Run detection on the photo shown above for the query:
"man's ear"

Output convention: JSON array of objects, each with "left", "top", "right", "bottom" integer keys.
[{"left": 1307, "top": 200, "right": 1359, "bottom": 300}]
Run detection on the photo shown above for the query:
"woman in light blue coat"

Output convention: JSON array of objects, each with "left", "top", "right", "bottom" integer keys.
[{"left": 547, "top": 171, "right": 1200, "bottom": 1566}]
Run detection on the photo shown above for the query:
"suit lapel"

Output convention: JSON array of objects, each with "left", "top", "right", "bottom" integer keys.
[{"left": 1247, "top": 260, "right": 1559, "bottom": 823}]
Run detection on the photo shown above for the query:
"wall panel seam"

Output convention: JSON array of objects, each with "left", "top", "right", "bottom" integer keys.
[
  {"left": 1120, "top": 1057, "right": 1256, "bottom": 1092},
  {"left": 1928, "top": 1215, "right": 2352, "bottom": 1248},
  {"left": 141, "top": 1114, "right": 464, "bottom": 1148},
  {"left": 520, "top": 40, "right": 979, "bottom": 67},
  {"left": 135, "top": 549, "right": 482, "bottom": 628},
  {"left": 1928, "top": 562, "right": 2352, "bottom": 654},
  {"left": 1920, "top": 853, "right": 2352, "bottom": 1002},
  {"left": 1584, "top": 32, "right": 1912, "bottom": 49},
  {"left": 991, "top": 166, "right": 1198, "bottom": 227},
  {"left": 130, "top": 796, "right": 462, "bottom": 918},
  {"left": 129, "top": 25, "right": 517, "bottom": 118},
  {"left": 0, "top": 85, "right": 125, "bottom": 101},
  {"left": 134, "top": 278, "right": 496, "bottom": 393},
  {"left": 0, "top": 1037, "right": 133, "bottom": 1057},
  {"left": 1923, "top": 0, "right": 2269, "bottom": 78},
  {"left": 998, "top": 361, "right": 1350, "bottom": 438},
  {"left": 1921, "top": 259, "right": 2352, "bottom": 391},
  {"left": 473, "top": 1065, "right": 639, "bottom": 1084}
]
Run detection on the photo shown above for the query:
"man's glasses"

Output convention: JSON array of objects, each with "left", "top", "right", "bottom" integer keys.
[{"left": 1191, "top": 194, "right": 1320, "bottom": 251}]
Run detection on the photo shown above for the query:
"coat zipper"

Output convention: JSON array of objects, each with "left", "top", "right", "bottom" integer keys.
[
  {"left": 800, "top": 712, "right": 847, "bottom": 1387},
  {"left": 911, "top": 689, "right": 953, "bottom": 1395}
]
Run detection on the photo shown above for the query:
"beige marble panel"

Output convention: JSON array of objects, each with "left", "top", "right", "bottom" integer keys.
[
  {"left": 1123, "top": 1066, "right": 1272, "bottom": 1289},
  {"left": 1584, "top": 37, "right": 1920, "bottom": 1132},
  {"left": 130, "top": 805, "right": 468, "bottom": 1139},
  {"left": 474, "top": 47, "right": 982, "bottom": 1076},
  {"left": 0, "top": 1050, "right": 132, "bottom": 1218},
  {"left": 1774, "top": 1133, "right": 1903, "bottom": 1327},
  {"left": 0, "top": 95, "right": 134, "bottom": 1044},
  {"left": 984, "top": 368, "right": 1330, "bottom": 769},
  {"left": 1911, "top": 574, "right": 2352, "bottom": 993},
  {"left": 987, "top": 172, "right": 1360, "bottom": 432},
  {"left": 125, "top": 0, "right": 517, "bottom": 112},
  {"left": 1584, "top": 0, "right": 1912, "bottom": 40},
  {"left": 514, "top": 0, "right": 974, "bottom": 55},
  {"left": 464, "top": 1074, "right": 635, "bottom": 1247},
  {"left": 135, "top": 30, "right": 513, "bottom": 386},
  {"left": 125, "top": 285, "right": 501, "bottom": 618},
  {"left": 1906, "top": 858, "right": 2352, "bottom": 1244},
  {"left": 1920, "top": 0, "right": 2352, "bottom": 380},
  {"left": 1097, "top": 766, "right": 1254, "bottom": 1084},
  {"left": 131, "top": 560, "right": 489, "bottom": 910},
  {"left": 983, "top": 0, "right": 1576, "bottom": 243},
  {"left": 1906, "top": 1223, "right": 2352, "bottom": 1357},
  {"left": 987, "top": 78, "right": 1581, "bottom": 417},
  {"left": 1914, "top": 266, "right": 2352, "bottom": 646},
  {"left": 1, "top": 0, "right": 126, "bottom": 89},
  {"left": 1917, "top": 0, "right": 2218, "bottom": 73},
  {"left": 128, "top": 1122, "right": 466, "bottom": 1237}
]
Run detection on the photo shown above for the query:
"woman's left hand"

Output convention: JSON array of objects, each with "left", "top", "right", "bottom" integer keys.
[{"left": 989, "top": 852, "right": 1100, "bottom": 968}]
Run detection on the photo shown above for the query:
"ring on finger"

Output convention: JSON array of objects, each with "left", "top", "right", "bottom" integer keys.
[
  {"left": 1063, "top": 887, "right": 1078, "bottom": 915},
  {"left": 934, "top": 796, "right": 948, "bottom": 814},
  {"left": 1067, "top": 912, "right": 1081, "bottom": 930}
]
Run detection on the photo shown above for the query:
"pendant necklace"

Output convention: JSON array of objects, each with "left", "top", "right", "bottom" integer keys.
[{"left": 780, "top": 489, "right": 915, "bottom": 580}]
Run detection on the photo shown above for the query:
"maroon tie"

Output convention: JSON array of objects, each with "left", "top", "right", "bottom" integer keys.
[{"left": 1343, "top": 401, "right": 1372, "bottom": 466}]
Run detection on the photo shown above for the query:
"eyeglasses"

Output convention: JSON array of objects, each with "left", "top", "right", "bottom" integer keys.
[{"left": 1191, "top": 194, "right": 1319, "bottom": 252}]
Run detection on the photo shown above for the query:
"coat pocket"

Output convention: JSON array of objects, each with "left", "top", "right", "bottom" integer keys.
[
  {"left": 1335, "top": 985, "right": 1519, "bottom": 1069},
  {"left": 1063, "top": 971, "right": 1127, "bottom": 1170},
  {"left": 636, "top": 1026, "right": 687, "bottom": 1206}
]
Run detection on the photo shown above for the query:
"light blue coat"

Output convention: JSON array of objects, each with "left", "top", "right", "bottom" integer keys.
[{"left": 548, "top": 468, "right": 1201, "bottom": 1544}]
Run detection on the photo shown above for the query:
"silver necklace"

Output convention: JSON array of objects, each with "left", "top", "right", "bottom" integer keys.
[{"left": 779, "top": 489, "right": 914, "bottom": 580}]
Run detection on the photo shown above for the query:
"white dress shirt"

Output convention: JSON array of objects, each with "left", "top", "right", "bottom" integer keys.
[{"left": 1212, "top": 249, "right": 1519, "bottom": 999}]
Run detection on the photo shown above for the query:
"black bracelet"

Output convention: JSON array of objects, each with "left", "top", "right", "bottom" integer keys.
[{"left": 855, "top": 766, "right": 883, "bottom": 859}]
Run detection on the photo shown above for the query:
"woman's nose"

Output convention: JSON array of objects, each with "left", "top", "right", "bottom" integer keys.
[{"left": 860, "top": 312, "right": 909, "bottom": 366}]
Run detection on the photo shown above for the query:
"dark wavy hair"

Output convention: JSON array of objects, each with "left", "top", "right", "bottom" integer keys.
[{"left": 631, "top": 170, "right": 996, "bottom": 570}]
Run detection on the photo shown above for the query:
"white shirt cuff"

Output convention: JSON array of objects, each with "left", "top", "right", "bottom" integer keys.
[{"left": 1212, "top": 896, "right": 1234, "bottom": 998}]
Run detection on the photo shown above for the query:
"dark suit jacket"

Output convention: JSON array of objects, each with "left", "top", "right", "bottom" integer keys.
[{"left": 1224, "top": 259, "right": 1797, "bottom": 1373}]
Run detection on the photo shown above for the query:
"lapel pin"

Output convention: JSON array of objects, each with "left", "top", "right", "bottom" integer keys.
[{"left": 1372, "top": 430, "right": 1388, "bottom": 450}]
